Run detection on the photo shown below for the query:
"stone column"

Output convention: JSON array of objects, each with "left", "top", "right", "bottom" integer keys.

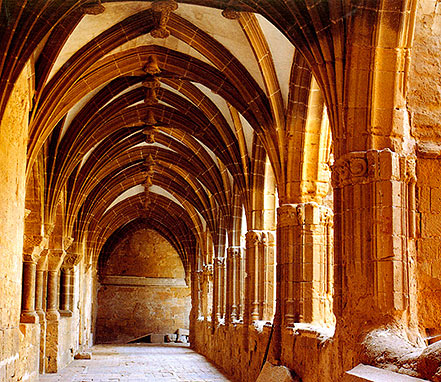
[
  {"left": 226, "top": 246, "right": 241, "bottom": 323},
  {"left": 201, "top": 264, "right": 213, "bottom": 320},
  {"left": 46, "top": 270, "right": 60, "bottom": 321},
  {"left": 21, "top": 235, "right": 45, "bottom": 323},
  {"left": 59, "top": 268, "right": 73, "bottom": 316},
  {"left": 21, "top": 259, "right": 39, "bottom": 323},
  {"left": 276, "top": 207, "right": 296, "bottom": 327},
  {"left": 36, "top": 254, "right": 47, "bottom": 373},
  {"left": 245, "top": 231, "right": 261, "bottom": 324},
  {"left": 45, "top": 248, "right": 66, "bottom": 373},
  {"left": 262, "top": 232, "right": 276, "bottom": 321},
  {"left": 219, "top": 256, "right": 226, "bottom": 320},
  {"left": 277, "top": 203, "right": 334, "bottom": 325},
  {"left": 213, "top": 256, "right": 225, "bottom": 323},
  {"left": 332, "top": 149, "right": 415, "bottom": 325}
]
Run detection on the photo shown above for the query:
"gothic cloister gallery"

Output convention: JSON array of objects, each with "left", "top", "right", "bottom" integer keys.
[{"left": 3, "top": 0, "right": 441, "bottom": 381}]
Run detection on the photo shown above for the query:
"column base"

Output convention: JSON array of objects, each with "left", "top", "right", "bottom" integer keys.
[
  {"left": 46, "top": 309, "right": 60, "bottom": 321},
  {"left": 59, "top": 310, "right": 73, "bottom": 317},
  {"left": 20, "top": 311, "right": 39, "bottom": 324}
]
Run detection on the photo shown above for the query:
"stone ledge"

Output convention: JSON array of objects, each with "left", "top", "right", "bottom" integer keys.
[
  {"left": 101, "top": 276, "right": 187, "bottom": 287},
  {"left": 344, "top": 364, "right": 429, "bottom": 382}
]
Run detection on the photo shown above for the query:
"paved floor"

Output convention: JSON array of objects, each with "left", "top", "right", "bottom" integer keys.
[{"left": 39, "top": 344, "right": 233, "bottom": 382}]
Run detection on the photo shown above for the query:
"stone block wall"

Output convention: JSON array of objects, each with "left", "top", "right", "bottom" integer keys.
[
  {"left": 16, "top": 324, "right": 40, "bottom": 382},
  {"left": 416, "top": 158, "right": 441, "bottom": 333},
  {"left": 192, "top": 321, "right": 338, "bottom": 382},
  {"left": 0, "top": 62, "right": 31, "bottom": 381},
  {"left": 96, "top": 229, "right": 190, "bottom": 343},
  {"left": 96, "top": 284, "right": 190, "bottom": 343}
]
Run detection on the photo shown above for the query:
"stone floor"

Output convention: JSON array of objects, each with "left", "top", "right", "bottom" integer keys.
[{"left": 39, "top": 344, "right": 233, "bottom": 382}]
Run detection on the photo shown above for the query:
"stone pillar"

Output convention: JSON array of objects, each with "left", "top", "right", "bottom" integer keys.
[
  {"left": 262, "top": 232, "right": 276, "bottom": 321},
  {"left": 45, "top": 248, "right": 66, "bottom": 373},
  {"left": 46, "top": 270, "right": 60, "bottom": 320},
  {"left": 219, "top": 256, "right": 226, "bottom": 320},
  {"left": 276, "top": 208, "right": 296, "bottom": 327},
  {"left": 226, "top": 246, "right": 241, "bottom": 323},
  {"left": 245, "top": 231, "right": 261, "bottom": 324},
  {"left": 332, "top": 149, "right": 415, "bottom": 325},
  {"left": 213, "top": 256, "right": 225, "bottom": 323},
  {"left": 236, "top": 248, "right": 243, "bottom": 321},
  {"left": 21, "top": 259, "right": 39, "bottom": 323},
  {"left": 21, "top": 235, "right": 45, "bottom": 323},
  {"left": 277, "top": 203, "right": 333, "bottom": 325},
  {"left": 201, "top": 264, "right": 212, "bottom": 320},
  {"left": 59, "top": 268, "right": 73, "bottom": 316},
  {"left": 36, "top": 254, "right": 47, "bottom": 373}
]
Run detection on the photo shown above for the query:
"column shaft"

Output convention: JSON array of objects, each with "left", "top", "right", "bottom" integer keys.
[{"left": 21, "top": 261, "right": 39, "bottom": 323}]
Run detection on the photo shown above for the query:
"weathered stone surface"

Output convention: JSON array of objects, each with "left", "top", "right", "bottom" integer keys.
[
  {"left": 104, "top": 229, "right": 185, "bottom": 279},
  {"left": 256, "top": 362, "right": 298, "bottom": 382},
  {"left": 0, "top": 62, "right": 31, "bottom": 382},
  {"left": 74, "top": 352, "right": 92, "bottom": 360},
  {"left": 96, "top": 229, "right": 190, "bottom": 343}
]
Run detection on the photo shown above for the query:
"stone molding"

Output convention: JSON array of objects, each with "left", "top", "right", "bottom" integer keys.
[{"left": 101, "top": 275, "right": 188, "bottom": 287}]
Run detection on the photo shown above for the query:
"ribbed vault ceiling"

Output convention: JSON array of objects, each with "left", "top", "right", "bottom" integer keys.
[{"left": 3, "top": 0, "right": 345, "bottom": 274}]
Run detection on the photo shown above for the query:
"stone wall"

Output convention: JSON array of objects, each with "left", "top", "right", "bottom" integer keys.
[
  {"left": 0, "top": 62, "right": 32, "bottom": 381},
  {"left": 192, "top": 321, "right": 338, "bottom": 382},
  {"left": 416, "top": 158, "right": 441, "bottom": 334},
  {"left": 408, "top": 0, "right": 441, "bottom": 335},
  {"left": 16, "top": 324, "right": 40, "bottom": 382},
  {"left": 96, "top": 229, "right": 190, "bottom": 343}
]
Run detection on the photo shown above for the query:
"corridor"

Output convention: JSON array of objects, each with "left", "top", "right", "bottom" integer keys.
[{"left": 38, "top": 344, "right": 233, "bottom": 382}]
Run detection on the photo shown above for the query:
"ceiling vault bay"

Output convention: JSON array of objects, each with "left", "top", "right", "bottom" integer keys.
[{"left": 2, "top": 0, "right": 339, "bottom": 275}]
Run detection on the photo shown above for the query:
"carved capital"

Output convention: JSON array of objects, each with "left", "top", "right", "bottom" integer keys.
[
  {"left": 401, "top": 156, "right": 416, "bottom": 183},
  {"left": 62, "top": 252, "right": 81, "bottom": 269},
  {"left": 320, "top": 206, "right": 334, "bottom": 225},
  {"left": 227, "top": 246, "right": 242, "bottom": 258},
  {"left": 23, "top": 234, "right": 45, "bottom": 263},
  {"left": 64, "top": 236, "right": 74, "bottom": 251},
  {"left": 48, "top": 249, "right": 67, "bottom": 271},
  {"left": 215, "top": 256, "right": 225, "bottom": 267},
  {"left": 332, "top": 149, "right": 417, "bottom": 189},
  {"left": 261, "top": 231, "right": 275, "bottom": 245},
  {"left": 332, "top": 152, "right": 368, "bottom": 188},
  {"left": 245, "top": 230, "right": 261, "bottom": 246},
  {"left": 277, "top": 204, "right": 304, "bottom": 227},
  {"left": 45, "top": 223, "right": 55, "bottom": 238}
]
